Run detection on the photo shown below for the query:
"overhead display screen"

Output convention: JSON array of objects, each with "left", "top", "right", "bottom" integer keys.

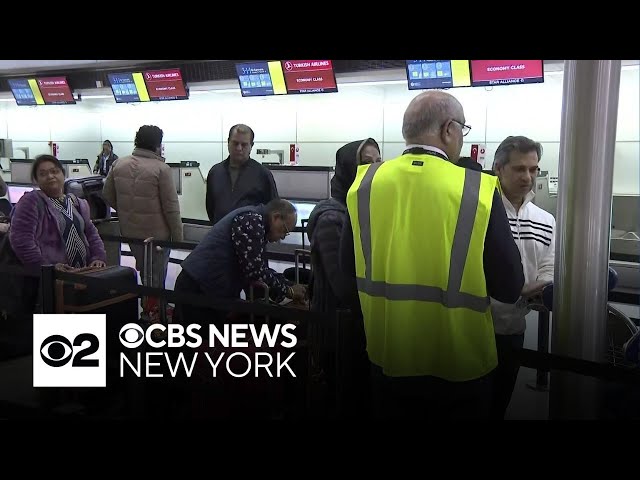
[
  {"left": 406, "top": 60, "right": 471, "bottom": 89},
  {"left": 470, "top": 60, "right": 544, "bottom": 86},
  {"left": 142, "top": 68, "right": 188, "bottom": 101},
  {"left": 236, "top": 61, "right": 288, "bottom": 97},
  {"left": 281, "top": 60, "right": 338, "bottom": 94},
  {"left": 8, "top": 78, "right": 44, "bottom": 105},
  {"left": 37, "top": 76, "right": 75, "bottom": 105},
  {"left": 108, "top": 72, "right": 150, "bottom": 103}
]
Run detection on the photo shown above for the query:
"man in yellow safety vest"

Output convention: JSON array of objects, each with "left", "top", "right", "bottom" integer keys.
[{"left": 340, "top": 91, "right": 525, "bottom": 419}]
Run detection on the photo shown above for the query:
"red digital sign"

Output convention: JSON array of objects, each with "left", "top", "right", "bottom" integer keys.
[
  {"left": 37, "top": 76, "right": 75, "bottom": 105},
  {"left": 143, "top": 68, "right": 188, "bottom": 101},
  {"left": 282, "top": 60, "right": 338, "bottom": 94},
  {"left": 470, "top": 60, "right": 544, "bottom": 86}
]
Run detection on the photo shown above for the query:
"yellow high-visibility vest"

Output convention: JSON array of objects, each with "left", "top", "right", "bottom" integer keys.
[{"left": 346, "top": 152, "right": 498, "bottom": 381}]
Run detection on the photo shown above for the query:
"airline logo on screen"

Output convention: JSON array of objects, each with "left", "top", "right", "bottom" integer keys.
[
  {"left": 281, "top": 60, "right": 337, "bottom": 94},
  {"left": 145, "top": 70, "right": 182, "bottom": 80}
]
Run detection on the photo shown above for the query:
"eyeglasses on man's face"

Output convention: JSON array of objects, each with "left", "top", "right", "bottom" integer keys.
[{"left": 451, "top": 119, "right": 472, "bottom": 137}]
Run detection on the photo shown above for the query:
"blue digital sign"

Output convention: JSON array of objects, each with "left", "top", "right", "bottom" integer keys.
[
  {"left": 235, "top": 61, "right": 287, "bottom": 97},
  {"left": 406, "top": 60, "right": 454, "bottom": 89},
  {"left": 406, "top": 60, "right": 472, "bottom": 90},
  {"left": 108, "top": 72, "right": 145, "bottom": 103},
  {"left": 8, "top": 79, "right": 39, "bottom": 106}
]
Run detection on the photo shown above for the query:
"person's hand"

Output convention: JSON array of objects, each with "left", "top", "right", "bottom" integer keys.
[
  {"left": 89, "top": 260, "right": 106, "bottom": 268},
  {"left": 54, "top": 263, "right": 76, "bottom": 272},
  {"left": 521, "top": 280, "right": 552, "bottom": 299},
  {"left": 290, "top": 284, "right": 307, "bottom": 303}
]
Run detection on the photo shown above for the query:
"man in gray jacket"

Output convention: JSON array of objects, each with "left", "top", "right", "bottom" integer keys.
[{"left": 103, "top": 125, "right": 183, "bottom": 292}]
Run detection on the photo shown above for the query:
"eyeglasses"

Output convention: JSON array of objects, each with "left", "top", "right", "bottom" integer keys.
[
  {"left": 37, "top": 168, "right": 62, "bottom": 178},
  {"left": 451, "top": 119, "right": 472, "bottom": 137}
]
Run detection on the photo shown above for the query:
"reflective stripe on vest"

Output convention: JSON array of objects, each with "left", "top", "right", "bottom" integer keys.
[{"left": 355, "top": 161, "right": 489, "bottom": 312}]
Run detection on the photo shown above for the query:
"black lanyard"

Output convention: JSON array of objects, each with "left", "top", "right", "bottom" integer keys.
[{"left": 402, "top": 147, "right": 448, "bottom": 162}]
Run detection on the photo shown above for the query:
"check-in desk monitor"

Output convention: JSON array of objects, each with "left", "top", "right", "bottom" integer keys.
[
  {"left": 533, "top": 172, "right": 557, "bottom": 217},
  {"left": 267, "top": 165, "right": 333, "bottom": 202},
  {"left": 271, "top": 201, "right": 316, "bottom": 255},
  {"left": 167, "top": 163, "right": 182, "bottom": 195},
  {"left": 9, "top": 158, "right": 34, "bottom": 184},
  {"left": 7, "top": 183, "right": 37, "bottom": 204},
  {"left": 61, "top": 159, "right": 92, "bottom": 179},
  {"left": 176, "top": 160, "right": 208, "bottom": 221}
]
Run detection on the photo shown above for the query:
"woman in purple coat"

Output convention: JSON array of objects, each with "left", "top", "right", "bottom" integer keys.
[{"left": 10, "top": 155, "right": 106, "bottom": 269}]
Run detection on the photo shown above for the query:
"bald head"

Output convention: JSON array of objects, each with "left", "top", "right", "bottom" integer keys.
[{"left": 401, "top": 91, "right": 466, "bottom": 162}]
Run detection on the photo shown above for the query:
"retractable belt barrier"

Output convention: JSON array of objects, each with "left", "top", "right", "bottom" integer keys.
[
  {"left": 51, "top": 267, "right": 325, "bottom": 324},
  {"left": 0, "top": 256, "right": 638, "bottom": 387},
  {"left": 98, "top": 233, "right": 312, "bottom": 265},
  {"left": 52, "top": 266, "right": 640, "bottom": 387}
]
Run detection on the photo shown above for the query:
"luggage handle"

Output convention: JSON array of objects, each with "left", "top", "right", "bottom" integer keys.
[
  {"left": 301, "top": 219, "right": 309, "bottom": 254},
  {"left": 294, "top": 249, "right": 311, "bottom": 285},
  {"left": 249, "top": 280, "right": 269, "bottom": 325},
  {"left": 142, "top": 237, "right": 154, "bottom": 288}
]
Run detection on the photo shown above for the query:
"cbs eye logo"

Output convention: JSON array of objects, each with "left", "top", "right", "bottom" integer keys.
[
  {"left": 119, "top": 324, "right": 145, "bottom": 348},
  {"left": 40, "top": 333, "right": 99, "bottom": 368}
]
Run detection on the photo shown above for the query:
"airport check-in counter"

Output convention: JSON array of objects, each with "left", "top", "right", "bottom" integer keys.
[
  {"left": 609, "top": 195, "right": 640, "bottom": 306},
  {"left": 5, "top": 158, "right": 92, "bottom": 184},
  {"left": 534, "top": 172, "right": 639, "bottom": 309},
  {"left": 171, "top": 164, "right": 336, "bottom": 249}
]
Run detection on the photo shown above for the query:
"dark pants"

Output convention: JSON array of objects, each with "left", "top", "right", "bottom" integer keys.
[
  {"left": 174, "top": 270, "right": 226, "bottom": 326},
  {"left": 490, "top": 333, "right": 525, "bottom": 420},
  {"left": 370, "top": 364, "right": 493, "bottom": 420}
]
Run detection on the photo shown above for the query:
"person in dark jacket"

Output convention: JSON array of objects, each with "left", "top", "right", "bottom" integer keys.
[
  {"left": 175, "top": 199, "right": 306, "bottom": 325},
  {"left": 457, "top": 156, "right": 482, "bottom": 171},
  {"left": 93, "top": 140, "right": 118, "bottom": 176},
  {"left": 307, "top": 138, "right": 381, "bottom": 417},
  {"left": 205, "top": 124, "right": 279, "bottom": 225},
  {"left": 308, "top": 138, "right": 381, "bottom": 314}
]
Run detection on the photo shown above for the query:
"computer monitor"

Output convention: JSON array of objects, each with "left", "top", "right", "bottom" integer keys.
[
  {"left": 290, "top": 201, "right": 317, "bottom": 227},
  {"left": 269, "top": 167, "right": 332, "bottom": 201},
  {"left": 9, "top": 159, "right": 34, "bottom": 184},
  {"left": 7, "top": 184, "right": 36, "bottom": 204}
]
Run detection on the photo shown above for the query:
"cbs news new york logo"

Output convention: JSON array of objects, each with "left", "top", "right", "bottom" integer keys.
[
  {"left": 33, "top": 314, "right": 298, "bottom": 387},
  {"left": 33, "top": 314, "right": 107, "bottom": 387}
]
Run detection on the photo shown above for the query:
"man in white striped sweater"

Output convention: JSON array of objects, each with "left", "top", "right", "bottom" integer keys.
[{"left": 490, "top": 135, "right": 556, "bottom": 419}]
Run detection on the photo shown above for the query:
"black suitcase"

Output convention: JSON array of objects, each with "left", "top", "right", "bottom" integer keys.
[{"left": 55, "top": 265, "right": 139, "bottom": 375}]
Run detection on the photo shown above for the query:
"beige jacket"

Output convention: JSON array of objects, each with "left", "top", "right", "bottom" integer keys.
[{"left": 103, "top": 147, "right": 183, "bottom": 242}]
